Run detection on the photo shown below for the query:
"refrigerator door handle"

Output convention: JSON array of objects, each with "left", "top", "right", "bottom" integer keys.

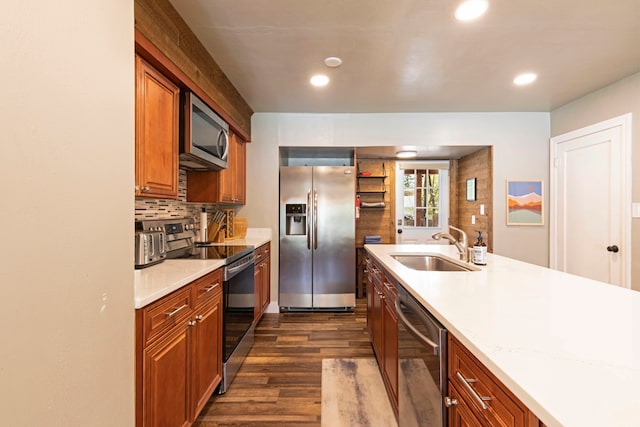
[
  {"left": 307, "top": 189, "right": 312, "bottom": 250},
  {"left": 314, "top": 189, "right": 319, "bottom": 249}
]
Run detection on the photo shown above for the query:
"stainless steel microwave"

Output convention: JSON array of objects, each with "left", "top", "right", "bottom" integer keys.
[{"left": 179, "top": 92, "right": 229, "bottom": 170}]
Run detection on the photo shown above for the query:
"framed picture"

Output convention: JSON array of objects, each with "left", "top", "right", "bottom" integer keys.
[
  {"left": 466, "top": 178, "right": 476, "bottom": 201},
  {"left": 507, "top": 180, "right": 543, "bottom": 225}
]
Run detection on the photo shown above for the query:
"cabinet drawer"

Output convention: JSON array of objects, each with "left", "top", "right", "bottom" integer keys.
[
  {"left": 449, "top": 336, "right": 530, "bottom": 427},
  {"left": 382, "top": 277, "right": 397, "bottom": 306},
  {"left": 192, "top": 269, "right": 222, "bottom": 307},
  {"left": 254, "top": 242, "right": 270, "bottom": 264},
  {"left": 142, "top": 287, "right": 193, "bottom": 346}
]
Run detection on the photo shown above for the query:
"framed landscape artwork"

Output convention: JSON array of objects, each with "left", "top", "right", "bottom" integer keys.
[{"left": 507, "top": 181, "right": 543, "bottom": 225}]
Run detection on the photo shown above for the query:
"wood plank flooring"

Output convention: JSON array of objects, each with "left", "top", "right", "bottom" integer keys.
[{"left": 194, "top": 298, "right": 374, "bottom": 426}]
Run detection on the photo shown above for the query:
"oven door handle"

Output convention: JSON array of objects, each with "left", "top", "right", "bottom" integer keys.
[
  {"left": 225, "top": 258, "right": 254, "bottom": 280},
  {"left": 395, "top": 298, "right": 439, "bottom": 355}
]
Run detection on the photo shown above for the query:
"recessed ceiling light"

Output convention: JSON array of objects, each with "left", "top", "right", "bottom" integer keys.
[
  {"left": 396, "top": 150, "right": 418, "bottom": 159},
  {"left": 324, "top": 57, "right": 342, "bottom": 68},
  {"left": 455, "top": 0, "right": 489, "bottom": 21},
  {"left": 310, "top": 74, "right": 330, "bottom": 87},
  {"left": 513, "top": 72, "right": 538, "bottom": 86}
]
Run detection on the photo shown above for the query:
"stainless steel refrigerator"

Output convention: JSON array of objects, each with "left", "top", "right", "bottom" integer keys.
[{"left": 279, "top": 166, "right": 356, "bottom": 310}]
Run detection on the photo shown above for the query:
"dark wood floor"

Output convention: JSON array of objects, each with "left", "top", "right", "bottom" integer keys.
[{"left": 194, "top": 298, "right": 373, "bottom": 426}]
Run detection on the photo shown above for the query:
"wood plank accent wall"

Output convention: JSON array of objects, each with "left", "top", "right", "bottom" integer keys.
[
  {"left": 134, "top": 0, "right": 253, "bottom": 140},
  {"left": 355, "top": 159, "right": 396, "bottom": 247},
  {"left": 450, "top": 147, "right": 493, "bottom": 252}
]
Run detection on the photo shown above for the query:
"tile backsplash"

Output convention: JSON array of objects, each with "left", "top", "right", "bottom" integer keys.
[{"left": 135, "top": 170, "right": 222, "bottom": 222}]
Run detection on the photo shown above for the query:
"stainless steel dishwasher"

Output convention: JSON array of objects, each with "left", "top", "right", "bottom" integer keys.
[{"left": 395, "top": 284, "right": 447, "bottom": 427}]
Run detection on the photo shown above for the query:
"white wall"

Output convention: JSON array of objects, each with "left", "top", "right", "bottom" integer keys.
[
  {"left": 0, "top": 1, "right": 134, "bottom": 425},
  {"left": 551, "top": 72, "right": 640, "bottom": 291},
  {"left": 242, "top": 113, "right": 550, "bottom": 305}
]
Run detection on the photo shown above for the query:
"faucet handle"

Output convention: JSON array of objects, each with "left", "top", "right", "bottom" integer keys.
[{"left": 449, "top": 226, "right": 467, "bottom": 245}]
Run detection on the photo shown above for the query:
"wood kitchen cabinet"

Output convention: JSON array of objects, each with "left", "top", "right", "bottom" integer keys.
[
  {"left": 136, "top": 269, "right": 223, "bottom": 427},
  {"left": 381, "top": 275, "right": 398, "bottom": 414},
  {"left": 448, "top": 383, "right": 485, "bottom": 427},
  {"left": 186, "top": 130, "right": 246, "bottom": 205},
  {"left": 135, "top": 54, "right": 180, "bottom": 199},
  {"left": 366, "top": 256, "right": 383, "bottom": 360},
  {"left": 365, "top": 255, "right": 398, "bottom": 415},
  {"left": 448, "top": 335, "right": 541, "bottom": 427},
  {"left": 254, "top": 242, "right": 271, "bottom": 322}
]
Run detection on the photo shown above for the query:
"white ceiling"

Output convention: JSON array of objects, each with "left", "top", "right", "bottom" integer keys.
[{"left": 168, "top": 0, "right": 639, "bottom": 114}]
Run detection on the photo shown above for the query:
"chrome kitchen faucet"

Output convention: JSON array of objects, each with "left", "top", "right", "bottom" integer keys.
[{"left": 432, "top": 225, "right": 468, "bottom": 262}]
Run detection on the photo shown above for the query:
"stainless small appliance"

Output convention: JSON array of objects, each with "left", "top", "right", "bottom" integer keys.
[
  {"left": 179, "top": 92, "right": 229, "bottom": 171},
  {"left": 396, "top": 284, "right": 447, "bottom": 427},
  {"left": 134, "top": 230, "right": 166, "bottom": 268},
  {"left": 279, "top": 166, "right": 356, "bottom": 310},
  {"left": 135, "top": 217, "right": 255, "bottom": 393}
]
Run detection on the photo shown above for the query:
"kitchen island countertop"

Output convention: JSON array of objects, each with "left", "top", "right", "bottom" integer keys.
[{"left": 365, "top": 244, "right": 640, "bottom": 427}]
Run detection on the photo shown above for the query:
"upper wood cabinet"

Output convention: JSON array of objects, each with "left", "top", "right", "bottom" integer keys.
[
  {"left": 186, "top": 130, "right": 246, "bottom": 205},
  {"left": 135, "top": 54, "right": 180, "bottom": 199}
]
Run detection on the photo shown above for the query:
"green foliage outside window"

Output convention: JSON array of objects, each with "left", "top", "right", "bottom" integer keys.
[{"left": 403, "top": 169, "right": 440, "bottom": 227}]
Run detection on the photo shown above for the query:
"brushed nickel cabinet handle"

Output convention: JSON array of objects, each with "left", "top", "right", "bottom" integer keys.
[
  {"left": 444, "top": 397, "right": 458, "bottom": 407},
  {"left": 204, "top": 283, "right": 219, "bottom": 292},
  {"left": 188, "top": 320, "right": 197, "bottom": 327},
  {"left": 195, "top": 315, "right": 203, "bottom": 321},
  {"left": 456, "top": 371, "right": 491, "bottom": 409},
  {"left": 165, "top": 304, "right": 188, "bottom": 318}
]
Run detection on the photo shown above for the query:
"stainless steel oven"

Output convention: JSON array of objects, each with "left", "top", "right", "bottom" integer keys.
[
  {"left": 395, "top": 284, "right": 447, "bottom": 427},
  {"left": 219, "top": 250, "right": 255, "bottom": 394}
]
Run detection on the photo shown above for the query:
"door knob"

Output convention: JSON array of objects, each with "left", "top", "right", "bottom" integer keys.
[
  {"left": 397, "top": 229, "right": 403, "bottom": 234},
  {"left": 607, "top": 245, "right": 619, "bottom": 253}
]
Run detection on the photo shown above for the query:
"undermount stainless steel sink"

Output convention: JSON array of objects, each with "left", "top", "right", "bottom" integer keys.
[{"left": 391, "top": 254, "right": 477, "bottom": 272}]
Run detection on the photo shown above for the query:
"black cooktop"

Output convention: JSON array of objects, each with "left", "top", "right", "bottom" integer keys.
[{"left": 179, "top": 244, "right": 254, "bottom": 264}]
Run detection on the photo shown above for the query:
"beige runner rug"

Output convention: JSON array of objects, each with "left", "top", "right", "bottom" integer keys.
[{"left": 321, "top": 358, "right": 397, "bottom": 427}]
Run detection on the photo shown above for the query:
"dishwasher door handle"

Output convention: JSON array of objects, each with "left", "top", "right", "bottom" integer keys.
[{"left": 395, "top": 298, "right": 439, "bottom": 355}]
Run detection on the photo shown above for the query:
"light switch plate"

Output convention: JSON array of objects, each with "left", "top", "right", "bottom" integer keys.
[
  {"left": 471, "top": 215, "right": 476, "bottom": 224},
  {"left": 480, "top": 204, "right": 485, "bottom": 215},
  {"left": 633, "top": 203, "right": 640, "bottom": 218}
]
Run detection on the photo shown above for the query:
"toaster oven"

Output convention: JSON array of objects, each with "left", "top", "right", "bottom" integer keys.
[{"left": 134, "top": 230, "right": 166, "bottom": 268}]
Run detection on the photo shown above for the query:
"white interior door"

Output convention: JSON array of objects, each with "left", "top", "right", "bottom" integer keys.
[{"left": 550, "top": 114, "right": 631, "bottom": 288}]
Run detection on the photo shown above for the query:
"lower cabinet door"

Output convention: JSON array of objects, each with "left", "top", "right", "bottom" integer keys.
[
  {"left": 448, "top": 383, "right": 485, "bottom": 427},
  {"left": 191, "top": 296, "right": 223, "bottom": 420},
  {"left": 260, "top": 260, "right": 270, "bottom": 313},
  {"left": 144, "top": 322, "right": 191, "bottom": 427},
  {"left": 383, "top": 300, "right": 398, "bottom": 411}
]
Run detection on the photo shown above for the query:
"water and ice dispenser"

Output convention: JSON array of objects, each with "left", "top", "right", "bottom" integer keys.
[{"left": 285, "top": 204, "right": 306, "bottom": 235}]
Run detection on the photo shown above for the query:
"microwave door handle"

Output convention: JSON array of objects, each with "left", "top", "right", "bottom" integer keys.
[{"left": 218, "top": 128, "right": 229, "bottom": 159}]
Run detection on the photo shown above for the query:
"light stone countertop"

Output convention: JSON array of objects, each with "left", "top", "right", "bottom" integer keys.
[
  {"left": 364, "top": 244, "right": 640, "bottom": 427},
  {"left": 134, "top": 228, "right": 272, "bottom": 309}
]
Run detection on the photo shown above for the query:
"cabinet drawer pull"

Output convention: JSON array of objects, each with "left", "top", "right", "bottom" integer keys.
[
  {"left": 204, "top": 283, "right": 219, "bottom": 292},
  {"left": 141, "top": 186, "right": 150, "bottom": 192},
  {"left": 195, "top": 315, "right": 204, "bottom": 321},
  {"left": 456, "top": 371, "right": 491, "bottom": 409},
  {"left": 165, "top": 304, "right": 188, "bottom": 318},
  {"left": 444, "top": 397, "right": 458, "bottom": 407}
]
